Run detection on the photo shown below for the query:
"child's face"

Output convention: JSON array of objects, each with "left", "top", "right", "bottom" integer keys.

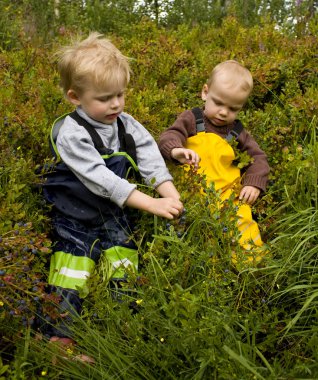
[
  {"left": 201, "top": 78, "right": 249, "bottom": 127},
  {"left": 67, "top": 84, "right": 125, "bottom": 125}
]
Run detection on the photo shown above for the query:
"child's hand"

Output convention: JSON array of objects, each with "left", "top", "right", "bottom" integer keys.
[
  {"left": 239, "top": 186, "right": 260, "bottom": 204},
  {"left": 148, "top": 197, "right": 184, "bottom": 220},
  {"left": 171, "top": 148, "right": 200, "bottom": 168},
  {"left": 126, "top": 189, "right": 183, "bottom": 219}
]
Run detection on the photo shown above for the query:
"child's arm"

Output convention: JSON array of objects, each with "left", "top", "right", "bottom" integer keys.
[
  {"left": 155, "top": 180, "right": 181, "bottom": 200},
  {"left": 239, "top": 185, "right": 260, "bottom": 204},
  {"left": 238, "top": 129, "right": 270, "bottom": 193},
  {"left": 159, "top": 110, "right": 197, "bottom": 162},
  {"left": 125, "top": 186, "right": 183, "bottom": 220},
  {"left": 171, "top": 147, "right": 200, "bottom": 168}
]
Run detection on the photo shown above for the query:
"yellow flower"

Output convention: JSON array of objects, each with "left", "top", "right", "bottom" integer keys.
[
  {"left": 160, "top": 337, "right": 165, "bottom": 343},
  {"left": 0, "top": 301, "right": 4, "bottom": 307},
  {"left": 41, "top": 370, "right": 47, "bottom": 376},
  {"left": 66, "top": 348, "right": 73, "bottom": 355},
  {"left": 136, "top": 299, "right": 143, "bottom": 305}
]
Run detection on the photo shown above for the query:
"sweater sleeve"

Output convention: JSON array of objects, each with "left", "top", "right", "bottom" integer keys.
[
  {"left": 158, "top": 110, "right": 196, "bottom": 160},
  {"left": 120, "top": 113, "right": 173, "bottom": 188},
  {"left": 238, "top": 129, "right": 270, "bottom": 192}
]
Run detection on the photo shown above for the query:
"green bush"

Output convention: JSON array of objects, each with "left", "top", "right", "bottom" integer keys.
[{"left": 0, "top": 16, "right": 317, "bottom": 379}]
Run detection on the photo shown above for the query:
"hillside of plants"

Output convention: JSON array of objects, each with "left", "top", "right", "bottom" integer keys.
[{"left": 0, "top": 1, "right": 317, "bottom": 379}]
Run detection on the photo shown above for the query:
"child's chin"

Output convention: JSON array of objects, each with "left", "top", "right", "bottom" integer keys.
[
  {"left": 97, "top": 116, "right": 116, "bottom": 124},
  {"left": 212, "top": 119, "right": 226, "bottom": 126},
  {"left": 104, "top": 114, "right": 119, "bottom": 124}
]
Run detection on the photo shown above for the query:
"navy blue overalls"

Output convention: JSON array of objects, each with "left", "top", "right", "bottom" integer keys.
[{"left": 41, "top": 111, "right": 139, "bottom": 337}]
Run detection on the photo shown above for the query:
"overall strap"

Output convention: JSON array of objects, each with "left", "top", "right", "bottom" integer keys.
[
  {"left": 116, "top": 117, "right": 138, "bottom": 164},
  {"left": 191, "top": 107, "right": 205, "bottom": 132},
  {"left": 225, "top": 121, "right": 244, "bottom": 142},
  {"left": 69, "top": 111, "right": 112, "bottom": 155},
  {"left": 69, "top": 111, "right": 138, "bottom": 163},
  {"left": 191, "top": 107, "right": 244, "bottom": 141}
]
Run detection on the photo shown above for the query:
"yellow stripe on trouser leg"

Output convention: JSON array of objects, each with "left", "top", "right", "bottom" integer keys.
[
  {"left": 103, "top": 246, "right": 138, "bottom": 280},
  {"left": 48, "top": 251, "right": 95, "bottom": 292}
]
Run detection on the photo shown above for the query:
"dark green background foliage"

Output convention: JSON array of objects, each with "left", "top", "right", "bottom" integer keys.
[{"left": 0, "top": 1, "right": 317, "bottom": 379}]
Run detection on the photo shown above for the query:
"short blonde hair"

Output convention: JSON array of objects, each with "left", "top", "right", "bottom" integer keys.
[
  {"left": 207, "top": 60, "right": 253, "bottom": 94},
  {"left": 56, "top": 32, "right": 130, "bottom": 95}
]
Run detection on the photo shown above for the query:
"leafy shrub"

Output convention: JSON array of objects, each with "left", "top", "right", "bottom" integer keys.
[{"left": 0, "top": 16, "right": 317, "bottom": 379}]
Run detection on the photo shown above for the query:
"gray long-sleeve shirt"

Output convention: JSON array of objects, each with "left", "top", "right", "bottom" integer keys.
[{"left": 56, "top": 107, "right": 173, "bottom": 208}]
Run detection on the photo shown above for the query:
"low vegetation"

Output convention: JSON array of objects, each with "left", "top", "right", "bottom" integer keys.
[{"left": 0, "top": 9, "right": 317, "bottom": 379}]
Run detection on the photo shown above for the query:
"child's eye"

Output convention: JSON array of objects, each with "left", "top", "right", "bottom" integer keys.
[{"left": 97, "top": 96, "right": 111, "bottom": 102}]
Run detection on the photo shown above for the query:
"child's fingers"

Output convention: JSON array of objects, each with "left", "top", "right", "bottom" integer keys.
[
  {"left": 185, "top": 150, "right": 200, "bottom": 166},
  {"left": 157, "top": 198, "right": 183, "bottom": 219},
  {"left": 239, "top": 187, "right": 259, "bottom": 204},
  {"left": 239, "top": 188, "right": 251, "bottom": 203},
  {"left": 169, "top": 200, "right": 184, "bottom": 218}
]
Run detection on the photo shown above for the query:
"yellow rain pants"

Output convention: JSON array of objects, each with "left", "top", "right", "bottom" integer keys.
[{"left": 186, "top": 131, "right": 266, "bottom": 262}]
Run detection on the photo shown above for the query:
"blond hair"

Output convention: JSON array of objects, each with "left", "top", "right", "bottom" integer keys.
[
  {"left": 56, "top": 32, "right": 130, "bottom": 95},
  {"left": 207, "top": 60, "right": 253, "bottom": 94}
]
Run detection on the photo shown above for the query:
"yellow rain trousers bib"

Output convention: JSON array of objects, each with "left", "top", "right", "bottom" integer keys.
[{"left": 186, "top": 131, "right": 266, "bottom": 263}]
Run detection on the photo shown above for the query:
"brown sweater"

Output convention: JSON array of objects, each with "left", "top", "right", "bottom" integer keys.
[{"left": 158, "top": 109, "right": 270, "bottom": 192}]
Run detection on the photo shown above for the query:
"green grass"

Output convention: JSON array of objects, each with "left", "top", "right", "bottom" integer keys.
[{"left": 0, "top": 16, "right": 318, "bottom": 379}]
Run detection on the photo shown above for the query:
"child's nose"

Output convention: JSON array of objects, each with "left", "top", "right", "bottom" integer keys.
[
  {"left": 219, "top": 107, "right": 228, "bottom": 116},
  {"left": 111, "top": 96, "right": 120, "bottom": 108}
]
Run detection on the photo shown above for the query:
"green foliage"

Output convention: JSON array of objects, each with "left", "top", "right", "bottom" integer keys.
[
  {"left": 0, "top": 15, "right": 317, "bottom": 379},
  {"left": 229, "top": 139, "right": 255, "bottom": 169},
  {"left": 0, "top": 223, "right": 52, "bottom": 365},
  {"left": 0, "top": 0, "right": 316, "bottom": 49},
  {"left": 25, "top": 174, "right": 275, "bottom": 379},
  {"left": 266, "top": 123, "right": 318, "bottom": 336}
]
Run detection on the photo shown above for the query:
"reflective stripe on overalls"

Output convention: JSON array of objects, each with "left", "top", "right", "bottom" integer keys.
[
  {"left": 185, "top": 131, "right": 264, "bottom": 253},
  {"left": 48, "top": 231, "right": 139, "bottom": 296}
]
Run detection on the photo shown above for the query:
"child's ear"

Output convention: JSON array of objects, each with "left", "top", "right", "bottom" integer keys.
[
  {"left": 201, "top": 84, "right": 209, "bottom": 101},
  {"left": 67, "top": 89, "right": 81, "bottom": 106}
]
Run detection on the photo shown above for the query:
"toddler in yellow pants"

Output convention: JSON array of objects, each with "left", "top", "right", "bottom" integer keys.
[{"left": 159, "top": 60, "right": 270, "bottom": 265}]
